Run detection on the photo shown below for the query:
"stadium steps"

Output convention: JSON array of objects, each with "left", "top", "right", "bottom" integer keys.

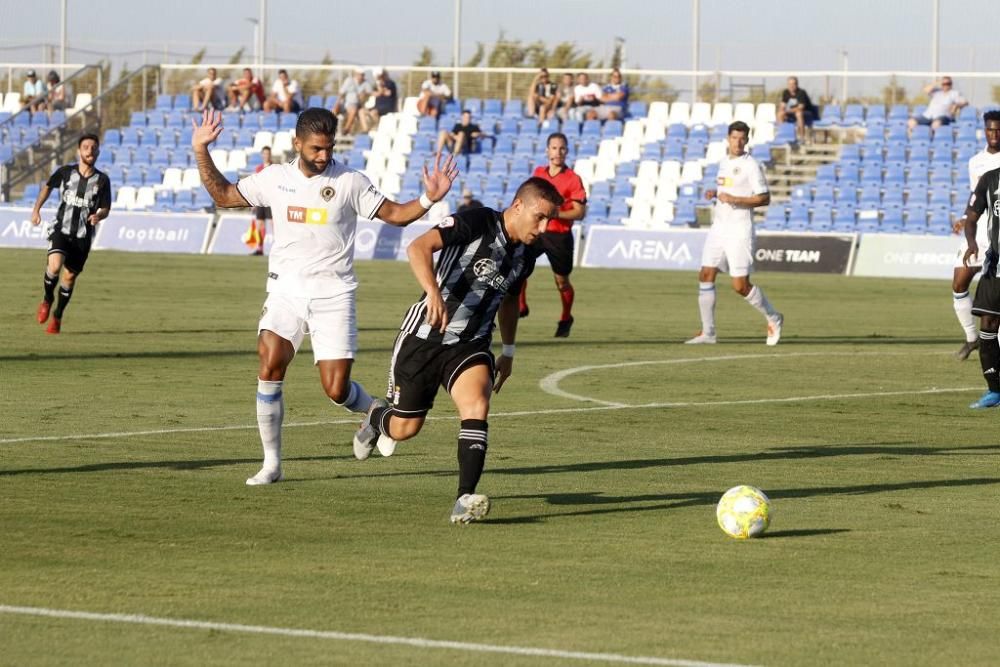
[{"left": 767, "top": 143, "right": 842, "bottom": 202}]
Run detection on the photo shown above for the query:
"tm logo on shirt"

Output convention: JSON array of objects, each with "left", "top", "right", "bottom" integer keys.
[{"left": 287, "top": 206, "right": 328, "bottom": 225}]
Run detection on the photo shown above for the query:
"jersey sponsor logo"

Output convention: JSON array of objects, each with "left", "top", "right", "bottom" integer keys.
[
  {"left": 320, "top": 186, "right": 335, "bottom": 201},
  {"left": 994, "top": 200, "right": 1000, "bottom": 219},
  {"left": 278, "top": 185, "right": 297, "bottom": 193},
  {"left": 437, "top": 216, "right": 455, "bottom": 229},
  {"left": 472, "top": 257, "right": 510, "bottom": 290},
  {"left": 716, "top": 176, "right": 734, "bottom": 186},
  {"left": 286, "top": 206, "right": 328, "bottom": 225}
]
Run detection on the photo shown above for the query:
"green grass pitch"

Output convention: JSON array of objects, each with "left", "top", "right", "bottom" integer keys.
[{"left": 1, "top": 247, "right": 998, "bottom": 666}]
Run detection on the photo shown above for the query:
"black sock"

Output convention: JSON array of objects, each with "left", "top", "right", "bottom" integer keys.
[
  {"left": 54, "top": 285, "right": 74, "bottom": 319},
  {"left": 979, "top": 331, "right": 1000, "bottom": 392},
  {"left": 43, "top": 271, "right": 58, "bottom": 304},
  {"left": 372, "top": 406, "right": 392, "bottom": 437},
  {"left": 457, "top": 419, "right": 488, "bottom": 497}
]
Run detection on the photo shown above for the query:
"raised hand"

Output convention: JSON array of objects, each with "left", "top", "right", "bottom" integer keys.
[
  {"left": 422, "top": 150, "right": 459, "bottom": 202},
  {"left": 191, "top": 109, "right": 224, "bottom": 150}
]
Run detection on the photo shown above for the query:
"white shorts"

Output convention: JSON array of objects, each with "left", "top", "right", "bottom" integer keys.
[
  {"left": 258, "top": 291, "right": 357, "bottom": 362},
  {"left": 955, "top": 236, "right": 987, "bottom": 269},
  {"left": 701, "top": 228, "right": 754, "bottom": 277}
]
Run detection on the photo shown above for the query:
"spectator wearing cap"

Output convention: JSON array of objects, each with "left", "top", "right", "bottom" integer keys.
[
  {"left": 22, "top": 70, "right": 45, "bottom": 110},
  {"left": 333, "top": 68, "right": 373, "bottom": 134},
  {"left": 456, "top": 188, "right": 484, "bottom": 213},
  {"left": 371, "top": 68, "right": 398, "bottom": 124},
  {"left": 43, "top": 70, "right": 70, "bottom": 112},
  {"left": 417, "top": 70, "right": 451, "bottom": 118},
  {"left": 436, "top": 108, "right": 482, "bottom": 156},
  {"left": 908, "top": 76, "right": 968, "bottom": 133}
]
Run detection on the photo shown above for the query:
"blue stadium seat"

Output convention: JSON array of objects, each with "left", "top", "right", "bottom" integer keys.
[
  {"left": 102, "top": 129, "right": 122, "bottom": 146},
  {"left": 910, "top": 125, "right": 932, "bottom": 142},
  {"left": 814, "top": 105, "right": 842, "bottom": 129},
  {"left": 861, "top": 165, "right": 882, "bottom": 184},
  {"left": 307, "top": 95, "right": 324, "bottom": 108},
  {"left": 502, "top": 99, "right": 523, "bottom": 117},
  {"left": 866, "top": 104, "right": 886, "bottom": 122},
  {"left": 930, "top": 166, "right": 953, "bottom": 184},
  {"left": 859, "top": 183, "right": 881, "bottom": 208},
  {"left": 787, "top": 201, "right": 809, "bottom": 228},
  {"left": 815, "top": 164, "right": 837, "bottom": 183},
  {"left": 129, "top": 111, "right": 147, "bottom": 127},
  {"left": 907, "top": 182, "right": 929, "bottom": 205},
  {"left": 602, "top": 120, "right": 623, "bottom": 137},
  {"left": 761, "top": 205, "right": 787, "bottom": 230},
  {"left": 839, "top": 164, "right": 860, "bottom": 184},
  {"left": 155, "top": 94, "right": 173, "bottom": 110},
  {"left": 929, "top": 185, "right": 952, "bottom": 207},
  {"left": 120, "top": 128, "right": 141, "bottom": 148},
  {"left": 842, "top": 104, "right": 865, "bottom": 126},
  {"left": 260, "top": 114, "right": 279, "bottom": 131},
  {"left": 840, "top": 144, "right": 862, "bottom": 162},
  {"left": 628, "top": 101, "right": 648, "bottom": 118},
  {"left": 483, "top": 99, "right": 502, "bottom": 115},
  {"left": 884, "top": 162, "right": 906, "bottom": 186},
  {"left": 173, "top": 94, "right": 191, "bottom": 110},
  {"left": 881, "top": 204, "right": 904, "bottom": 231},
  {"left": 813, "top": 182, "right": 835, "bottom": 204},
  {"left": 165, "top": 111, "right": 187, "bottom": 128}
]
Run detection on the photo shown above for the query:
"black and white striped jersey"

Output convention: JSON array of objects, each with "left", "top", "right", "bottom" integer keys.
[
  {"left": 45, "top": 164, "right": 112, "bottom": 240},
  {"left": 968, "top": 167, "right": 1000, "bottom": 276},
  {"left": 399, "top": 206, "right": 533, "bottom": 345}
]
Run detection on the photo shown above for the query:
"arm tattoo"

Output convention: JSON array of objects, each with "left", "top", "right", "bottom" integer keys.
[{"left": 194, "top": 149, "right": 247, "bottom": 208}]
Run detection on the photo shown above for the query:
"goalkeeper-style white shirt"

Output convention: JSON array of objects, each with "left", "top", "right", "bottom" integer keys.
[
  {"left": 711, "top": 152, "right": 769, "bottom": 233},
  {"left": 237, "top": 158, "right": 386, "bottom": 298}
]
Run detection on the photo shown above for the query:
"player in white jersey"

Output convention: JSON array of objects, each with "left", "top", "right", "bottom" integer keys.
[
  {"left": 951, "top": 111, "right": 1000, "bottom": 360},
  {"left": 686, "top": 121, "right": 784, "bottom": 345},
  {"left": 191, "top": 108, "right": 458, "bottom": 485}
]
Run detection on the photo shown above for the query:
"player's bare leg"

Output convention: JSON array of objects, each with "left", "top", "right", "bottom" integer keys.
[
  {"left": 247, "top": 331, "right": 294, "bottom": 485},
  {"left": 953, "top": 265, "right": 980, "bottom": 360}
]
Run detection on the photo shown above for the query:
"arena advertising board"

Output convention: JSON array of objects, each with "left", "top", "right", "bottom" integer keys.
[
  {"left": 208, "top": 213, "right": 274, "bottom": 255},
  {"left": 94, "top": 212, "right": 213, "bottom": 254},
  {"left": 580, "top": 225, "right": 707, "bottom": 271},
  {"left": 754, "top": 232, "right": 857, "bottom": 274},
  {"left": 354, "top": 219, "right": 436, "bottom": 261},
  {"left": 0, "top": 207, "right": 57, "bottom": 248},
  {"left": 852, "top": 233, "right": 957, "bottom": 280}
]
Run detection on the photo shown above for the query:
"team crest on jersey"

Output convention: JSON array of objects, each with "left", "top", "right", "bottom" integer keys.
[
  {"left": 733, "top": 167, "right": 741, "bottom": 175},
  {"left": 993, "top": 199, "right": 1000, "bottom": 218},
  {"left": 320, "top": 186, "right": 335, "bottom": 201},
  {"left": 473, "top": 257, "right": 509, "bottom": 290},
  {"left": 438, "top": 216, "right": 455, "bottom": 228},
  {"left": 260, "top": 305, "right": 268, "bottom": 320}
]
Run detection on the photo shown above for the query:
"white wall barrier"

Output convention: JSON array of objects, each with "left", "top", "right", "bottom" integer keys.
[
  {"left": 0, "top": 207, "right": 56, "bottom": 248},
  {"left": 209, "top": 213, "right": 274, "bottom": 255},
  {"left": 755, "top": 232, "right": 857, "bottom": 275},
  {"left": 852, "top": 233, "right": 957, "bottom": 280},
  {"left": 581, "top": 226, "right": 707, "bottom": 270},
  {"left": 94, "top": 212, "right": 213, "bottom": 254}
]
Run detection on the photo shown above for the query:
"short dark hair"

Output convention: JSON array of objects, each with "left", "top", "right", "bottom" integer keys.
[
  {"left": 984, "top": 110, "right": 1000, "bottom": 125},
  {"left": 296, "top": 107, "right": 337, "bottom": 138},
  {"left": 278, "top": 68, "right": 288, "bottom": 76},
  {"left": 546, "top": 132, "right": 568, "bottom": 147},
  {"left": 78, "top": 133, "right": 99, "bottom": 147},
  {"left": 260, "top": 145, "right": 272, "bottom": 152},
  {"left": 514, "top": 176, "right": 564, "bottom": 208},
  {"left": 728, "top": 120, "right": 751, "bottom": 136}
]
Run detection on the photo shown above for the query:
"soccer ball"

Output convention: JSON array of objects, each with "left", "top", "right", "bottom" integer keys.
[{"left": 716, "top": 485, "right": 771, "bottom": 539}]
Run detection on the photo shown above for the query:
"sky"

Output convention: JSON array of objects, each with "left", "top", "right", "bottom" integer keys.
[{"left": 1, "top": 0, "right": 998, "bottom": 101}]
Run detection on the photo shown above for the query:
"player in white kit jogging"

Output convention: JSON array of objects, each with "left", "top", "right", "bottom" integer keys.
[
  {"left": 191, "top": 108, "right": 458, "bottom": 484},
  {"left": 686, "top": 121, "right": 783, "bottom": 345},
  {"left": 951, "top": 111, "right": 1000, "bottom": 360}
]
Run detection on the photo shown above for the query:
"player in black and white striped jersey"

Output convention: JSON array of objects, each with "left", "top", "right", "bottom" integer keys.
[
  {"left": 30, "top": 133, "right": 112, "bottom": 334},
  {"left": 353, "top": 177, "right": 562, "bottom": 523}
]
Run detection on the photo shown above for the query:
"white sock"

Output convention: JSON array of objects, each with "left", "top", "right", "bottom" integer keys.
[
  {"left": 953, "top": 291, "right": 978, "bottom": 343},
  {"left": 332, "top": 380, "right": 373, "bottom": 414},
  {"left": 698, "top": 282, "right": 716, "bottom": 335},
  {"left": 744, "top": 285, "right": 778, "bottom": 320},
  {"left": 256, "top": 379, "right": 284, "bottom": 471}
]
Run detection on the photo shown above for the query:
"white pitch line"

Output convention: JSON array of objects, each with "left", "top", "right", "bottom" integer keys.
[
  {"left": 0, "top": 604, "right": 755, "bottom": 667},
  {"left": 0, "top": 387, "right": 977, "bottom": 446}
]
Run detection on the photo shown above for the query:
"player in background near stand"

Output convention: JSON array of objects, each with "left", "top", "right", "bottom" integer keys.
[
  {"left": 951, "top": 111, "right": 1000, "bottom": 360},
  {"left": 685, "top": 121, "right": 783, "bottom": 345},
  {"left": 517, "top": 132, "right": 587, "bottom": 337},
  {"left": 352, "top": 177, "right": 562, "bottom": 523},
  {"left": 191, "top": 107, "right": 458, "bottom": 484},
  {"left": 30, "top": 134, "right": 112, "bottom": 334}
]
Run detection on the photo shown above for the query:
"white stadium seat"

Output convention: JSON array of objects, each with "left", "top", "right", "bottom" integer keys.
[
  {"left": 115, "top": 186, "right": 136, "bottom": 210},
  {"left": 657, "top": 160, "right": 682, "bottom": 187},
  {"left": 161, "top": 168, "right": 183, "bottom": 190},
  {"left": 647, "top": 101, "right": 670, "bottom": 127},
  {"left": 181, "top": 168, "right": 201, "bottom": 189},
  {"left": 734, "top": 103, "right": 756, "bottom": 125},
  {"left": 401, "top": 96, "right": 421, "bottom": 116},
  {"left": 710, "top": 103, "right": 733, "bottom": 127},
  {"left": 2, "top": 92, "right": 21, "bottom": 112},
  {"left": 689, "top": 102, "right": 712, "bottom": 127},
  {"left": 680, "top": 161, "right": 703, "bottom": 184},
  {"left": 252, "top": 131, "right": 274, "bottom": 153},
  {"left": 705, "top": 141, "right": 727, "bottom": 164},
  {"left": 226, "top": 150, "right": 248, "bottom": 171},
  {"left": 385, "top": 153, "right": 408, "bottom": 175},
  {"left": 755, "top": 103, "right": 777, "bottom": 125},
  {"left": 667, "top": 101, "right": 690, "bottom": 126},
  {"left": 209, "top": 149, "right": 228, "bottom": 169},
  {"left": 634, "top": 160, "right": 660, "bottom": 186},
  {"left": 71, "top": 93, "right": 93, "bottom": 113},
  {"left": 271, "top": 131, "right": 294, "bottom": 157},
  {"left": 133, "top": 186, "right": 156, "bottom": 210}
]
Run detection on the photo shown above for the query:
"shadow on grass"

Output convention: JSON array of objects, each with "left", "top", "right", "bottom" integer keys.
[
  {"left": 0, "top": 454, "right": 356, "bottom": 476},
  {"left": 760, "top": 529, "right": 851, "bottom": 539}
]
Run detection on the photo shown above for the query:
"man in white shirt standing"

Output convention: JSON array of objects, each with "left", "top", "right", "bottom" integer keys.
[
  {"left": 264, "top": 69, "right": 304, "bottom": 114},
  {"left": 952, "top": 110, "right": 1000, "bottom": 360},
  {"left": 686, "top": 120, "right": 783, "bottom": 346},
  {"left": 191, "top": 107, "right": 458, "bottom": 485}
]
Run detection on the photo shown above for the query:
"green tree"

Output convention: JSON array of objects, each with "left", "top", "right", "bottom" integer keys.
[{"left": 414, "top": 47, "right": 434, "bottom": 67}]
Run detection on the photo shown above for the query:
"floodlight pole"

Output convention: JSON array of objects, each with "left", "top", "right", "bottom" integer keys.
[
  {"left": 259, "top": 0, "right": 267, "bottom": 66},
  {"left": 691, "top": 0, "right": 700, "bottom": 103},
  {"left": 453, "top": 0, "right": 462, "bottom": 98},
  {"left": 59, "top": 0, "right": 67, "bottom": 66},
  {"left": 931, "top": 0, "right": 940, "bottom": 73}
]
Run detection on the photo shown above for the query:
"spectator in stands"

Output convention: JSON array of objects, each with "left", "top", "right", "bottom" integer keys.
[
  {"left": 192, "top": 67, "right": 225, "bottom": 112},
  {"left": 333, "top": 68, "right": 374, "bottom": 134},
  {"left": 456, "top": 188, "right": 483, "bottom": 213},
  {"left": 527, "top": 68, "right": 559, "bottom": 123},
  {"left": 909, "top": 76, "right": 968, "bottom": 133},
  {"left": 417, "top": 70, "right": 451, "bottom": 118},
  {"left": 263, "top": 69, "right": 304, "bottom": 113},
  {"left": 572, "top": 72, "right": 602, "bottom": 122},
  {"left": 598, "top": 68, "right": 629, "bottom": 120},
  {"left": 371, "top": 67, "right": 398, "bottom": 124},
  {"left": 43, "top": 71, "right": 70, "bottom": 112},
  {"left": 436, "top": 109, "right": 482, "bottom": 156},
  {"left": 22, "top": 69, "right": 45, "bottom": 110},
  {"left": 777, "top": 76, "right": 816, "bottom": 143},
  {"left": 555, "top": 72, "right": 576, "bottom": 123},
  {"left": 227, "top": 67, "right": 266, "bottom": 111}
]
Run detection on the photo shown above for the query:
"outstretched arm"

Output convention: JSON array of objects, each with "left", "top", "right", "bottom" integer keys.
[
  {"left": 376, "top": 150, "right": 459, "bottom": 226},
  {"left": 191, "top": 109, "right": 249, "bottom": 208}
]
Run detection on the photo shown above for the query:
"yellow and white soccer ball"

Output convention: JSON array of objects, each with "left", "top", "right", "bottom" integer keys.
[{"left": 716, "top": 485, "right": 771, "bottom": 539}]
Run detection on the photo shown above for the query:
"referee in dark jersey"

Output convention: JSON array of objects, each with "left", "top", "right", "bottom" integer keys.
[
  {"left": 353, "top": 177, "right": 562, "bottom": 523},
  {"left": 30, "top": 133, "right": 111, "bottom": 334},
  {"left": 963, "top": 166, "right": 1000, "bottom": 408}
]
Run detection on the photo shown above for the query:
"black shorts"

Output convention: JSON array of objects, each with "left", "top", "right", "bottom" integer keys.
[
  {"left": 47, "top": 230, "right": 92, "bottom": 274},
  {"left": 254, "top": 206, "right": 272, "bottom": 220},
  {"left": 973, "top": 271, "right": 1000, "bottom": 317},
  {"left": 386, "top": 333, "right": 494, "bottom": 416},
  {"left": 528, "top": 230, "right": 574, "bottom": 276},
  {"left": 782, "top": 109, "right": 815, "bottom": 125}
]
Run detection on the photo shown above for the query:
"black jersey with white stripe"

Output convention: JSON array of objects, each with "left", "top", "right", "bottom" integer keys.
[
  {"left": 968, "top": 167, "right": 1000, "bottom": 276},
  {"left": 399, "top": 207, "right": 533, "bottom": 345},
  {"left": 46, "top": 164, "right": 112, "bottom": 240}
]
